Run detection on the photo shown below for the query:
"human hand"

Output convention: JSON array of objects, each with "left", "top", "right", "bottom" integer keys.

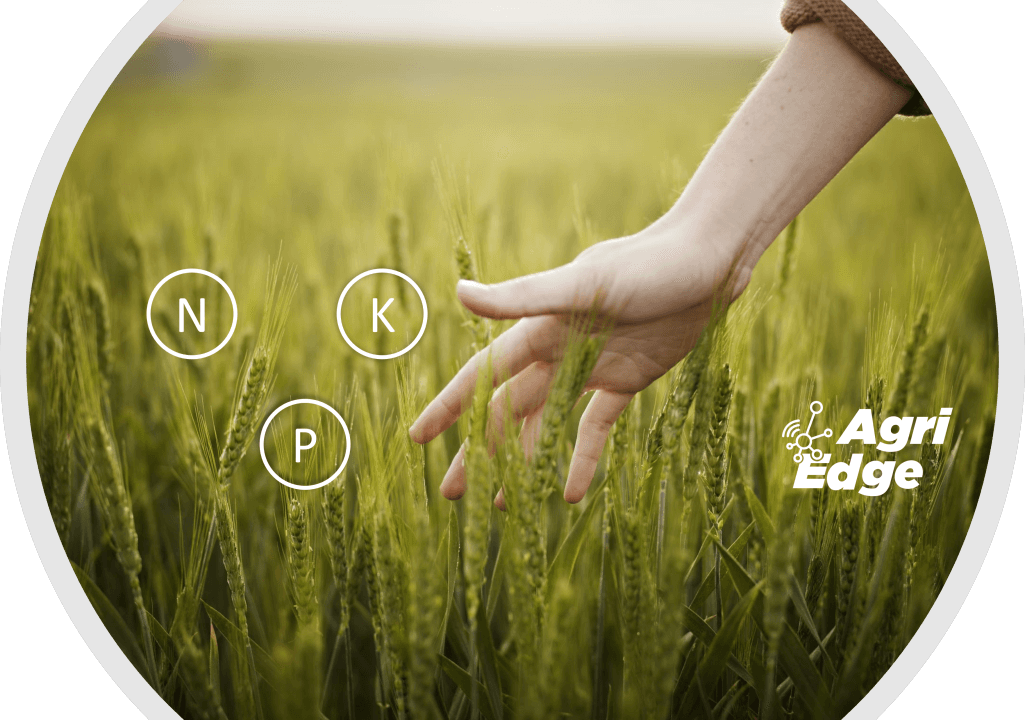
[
  {"left": 409, "top": 21, "right": 914, "bottom": 508},
  {"left": 409, "top": 210, "right": 753, "bottom": 506}
]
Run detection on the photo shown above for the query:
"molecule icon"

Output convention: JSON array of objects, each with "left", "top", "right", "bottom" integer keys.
[{"left": 782, "top": 401, "right": 833, "bottom": 463}]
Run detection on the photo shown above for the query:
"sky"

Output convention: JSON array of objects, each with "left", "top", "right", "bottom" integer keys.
[{"left": 159, "top": 0, "right": 789, "bottom": 49}]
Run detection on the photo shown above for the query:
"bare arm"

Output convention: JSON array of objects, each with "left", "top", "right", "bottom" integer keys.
[
  {"left": 668, "top": 22, "right": 914, "bottom": 290},
  {"left": 411, "top": 23, "right": 914, "bottom": 505}
]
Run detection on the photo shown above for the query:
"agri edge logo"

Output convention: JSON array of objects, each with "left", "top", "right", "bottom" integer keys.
[{"left": 784, "top": 401, "right": 952, "bottom": 496}]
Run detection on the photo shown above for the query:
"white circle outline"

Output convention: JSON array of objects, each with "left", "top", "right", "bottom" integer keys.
[
  {"left": 258, "top": 399, "right": 351, "bottom": 490},
  {"left": 145, "top": 268, "right": 238, "bottom": 360},
  {"left": 0, "top": 3, "right": 1023, "bottom": 720},
  {"left": 336, "top": 268, "right": 428, "bottom": 360}
]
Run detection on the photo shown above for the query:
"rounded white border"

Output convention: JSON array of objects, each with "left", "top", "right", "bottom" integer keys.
[
  {"left": 336, "top": 268, "right": 428, "bottom": 360},
  {"left": 827, "top": 3, "right": 1023, "bottom": 718},
  {"left": 0, "top": 2, "right": 1020, "bottom": 719},
  {"left": 145, "top": 268, "right": 238, "bottom": 359},
  {"left": 258, "top": 399, "right": 351, "bottom": 491}
]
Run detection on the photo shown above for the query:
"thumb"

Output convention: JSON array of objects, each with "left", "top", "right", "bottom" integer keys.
[{"left": 457, "top": 263, "right": 592, "bottom": 320}]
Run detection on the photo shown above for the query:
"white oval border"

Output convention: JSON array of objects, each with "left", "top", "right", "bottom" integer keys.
[
  {"left": 145, "top": 268, "right": 238, "bottom": 359},
  {"left": 258, "top": 398, "right": 351, "bottom": 491},
  {"left": 0, "top": 2, "right": 1019, "bottom": 720},
  {"left": 336, "top": 268, "right": 428, "bottom": 360}
]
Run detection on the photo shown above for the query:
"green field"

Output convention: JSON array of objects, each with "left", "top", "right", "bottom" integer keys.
[{"left": 28, "top": 38, "right": 996, "bottom": 719}]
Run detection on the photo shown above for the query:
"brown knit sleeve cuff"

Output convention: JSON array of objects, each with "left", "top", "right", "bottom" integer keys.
[{"left": 781, "top": 0, "right": 929, "bottom": 116}]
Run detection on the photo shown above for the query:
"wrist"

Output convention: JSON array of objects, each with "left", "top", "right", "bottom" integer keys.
[{"left": 660, "top": 199, "right": 775, "bottom": 285}]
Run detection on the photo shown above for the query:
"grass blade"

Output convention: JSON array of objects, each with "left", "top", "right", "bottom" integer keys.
[
  {"left": 713, "top": 538, "right": 835, "bottom": 717},
  {"left": 439, "top": 655, "right": 499, "bottom": 720},
  {"left": 72, "top": 562, "right": 149, "bottom": 679},
  {"left": 202, "top": 602, "right": 278, "bottom": 687},
  {"left": 680, "top": 582, "right": 762, "bottom": 715}
]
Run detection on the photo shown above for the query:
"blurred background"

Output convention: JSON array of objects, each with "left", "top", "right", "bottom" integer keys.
[{"left": 159, "top": 0, "right": 789, "bottom": 48}]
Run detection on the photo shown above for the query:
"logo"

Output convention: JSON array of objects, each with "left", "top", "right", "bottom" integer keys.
[
  {"left": 146, "top": 269, "right": 237, "bottom": 359},
  {"left": 782, "top": 401, "right": 833, "bottom": 463},
  {"left": 336, "top": 268, "right": 428, "bottom": 360},
  {"left": 787, "top": 402, "right": 953, "bottom": 496}
]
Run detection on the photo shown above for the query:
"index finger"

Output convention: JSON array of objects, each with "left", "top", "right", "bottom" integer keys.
[{"left": 409, "top": 316, "right": 559, "bottom": 444}]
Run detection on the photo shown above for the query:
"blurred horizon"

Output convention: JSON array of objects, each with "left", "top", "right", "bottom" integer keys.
[{"left": 159, "top": 0, "right": 789, "bottom": 50}]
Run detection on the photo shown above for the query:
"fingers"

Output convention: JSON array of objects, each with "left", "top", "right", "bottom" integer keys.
[
  {"left": 520, "top": 405, "right": 545, "bottom": 460},
  {"left": 410, "top": 318, "right": 554, "bottom": 444},
  {"left": 495, "top": 405, "right": 545, "bottom": 511},
  {"left": 445, "top": 382, "right": 631, "bottom": 507},
  {"left": 564, "top": 390, "right": 633, "bottom": 503},
  {"left": 440, "top": 442, "right": 467, "bottom": 500},
  {"left": 487, "top": 362, "right": 554, "bottom": 447},
  {"left": 457, "top": 262, "right": 591, "bottom": 320},
  {"left": 438, "top": 363, "right": 553, "bottom": 501}
]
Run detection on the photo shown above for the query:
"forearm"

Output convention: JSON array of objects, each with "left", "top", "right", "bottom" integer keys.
[{"left": 666, "top": 23, "right": 913, "bottom": 270}]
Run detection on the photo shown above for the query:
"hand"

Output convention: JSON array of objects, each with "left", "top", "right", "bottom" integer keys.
[
  {"left": 408, "top": 210, "right": 751, "bottom": 506},
  {"left": 409, "top": 22, "right": 912, "bottom": 507}
]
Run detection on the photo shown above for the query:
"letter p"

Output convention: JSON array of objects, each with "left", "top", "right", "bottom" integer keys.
[{"left": 295, "top": 428, "right": 317, "bottom": 463}]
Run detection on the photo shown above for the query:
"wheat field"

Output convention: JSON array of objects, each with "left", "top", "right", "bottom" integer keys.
[{"left": 27, "top": 39, "right": 997, "bottom": 719}]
